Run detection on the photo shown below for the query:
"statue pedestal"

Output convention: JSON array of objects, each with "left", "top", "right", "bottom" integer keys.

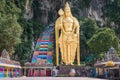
[{"left": 58, "top": 64, "right": 92, "bottom": 77}]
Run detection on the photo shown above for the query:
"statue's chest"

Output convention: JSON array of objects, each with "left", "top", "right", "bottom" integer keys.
[
  {"left": 63, "top": 18, "right": 73, "bottom": 23},
  {"left": 63, "top": 18, "right": 74, "bottom": 29}
]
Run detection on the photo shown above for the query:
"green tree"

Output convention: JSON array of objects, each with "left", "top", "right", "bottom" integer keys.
[
  {"left": 80, "top": 18, "right": 98, "bottom": 61},
  {"left": 12, "top": 0, "right": 44, "bottom": 64},
  {"left": 0, "top": 15, "right": 22, "bottom": 55},
  {"left": 0, "top": 0, "right": 22, "bottom": 55},
  {"left": 87, "top": 28, "right": 119, "bottom": 54},
  {"left": 14, "top": 19, "right": 33, "bottom": 64}
]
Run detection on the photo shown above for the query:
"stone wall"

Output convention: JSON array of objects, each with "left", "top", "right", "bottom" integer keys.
[{"left": 58, "top": 64, "right": 92, "bottom": 77}]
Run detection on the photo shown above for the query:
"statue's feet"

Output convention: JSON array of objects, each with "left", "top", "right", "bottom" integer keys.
[
  {"left": 65, "top": 63, "right": 68, "bottom": 65},
  {"left": 70, "top": 63, "right": 74, "bottom": 65},
  {"left": 78, "top": 63, "right": 80, "bottom": 66},
  {"left": 57, "top": 63, "right": 59, "bottom": 66}
]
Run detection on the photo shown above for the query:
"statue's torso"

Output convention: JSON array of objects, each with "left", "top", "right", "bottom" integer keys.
[
  {"left": 63, "top": 17, "right": 73, "bottom": 32},
  {"left": 60, "top": 17, "right": 76, "bottom": 43}
]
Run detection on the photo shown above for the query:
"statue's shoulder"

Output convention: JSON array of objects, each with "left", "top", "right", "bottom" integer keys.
[
  {"left": 72, "top": 17, "right": 80, "bottom": 27},
  {"left": 55, "top": 17, "right": 61, "bottom": 22},
  {"left": 55, "top": 16, "right": 63, "bottom": 24}
]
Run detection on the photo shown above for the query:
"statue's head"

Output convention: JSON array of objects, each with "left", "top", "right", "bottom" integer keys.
[{"left": 64, "top": 2, "right": 72, "bottom": 17}]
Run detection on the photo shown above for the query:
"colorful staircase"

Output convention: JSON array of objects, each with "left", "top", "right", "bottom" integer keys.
[{"left": 32, "top": 26, "right": 54, "bottom": 66}]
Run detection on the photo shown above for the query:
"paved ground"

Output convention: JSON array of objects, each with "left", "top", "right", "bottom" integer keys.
[{"left": 0, "top": 77, "right": 107, "bottom": 80}]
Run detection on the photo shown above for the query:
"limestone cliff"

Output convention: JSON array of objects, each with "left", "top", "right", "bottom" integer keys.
[{"left": 27, "top": 0, "right": 106, "bottom": 26}]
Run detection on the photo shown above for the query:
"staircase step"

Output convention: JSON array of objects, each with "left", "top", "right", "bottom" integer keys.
[{"left": 32, "top": 25, "right": 54, "bottom": 65}]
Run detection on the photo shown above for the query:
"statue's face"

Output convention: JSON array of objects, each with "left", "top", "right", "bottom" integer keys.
[{"left": 64, "top": 9, "right": 71, "bottom": 17}]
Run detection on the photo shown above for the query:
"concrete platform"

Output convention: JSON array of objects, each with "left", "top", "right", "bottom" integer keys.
[{"left": 0, "top": 77, "right": 106, "bottom": 80}]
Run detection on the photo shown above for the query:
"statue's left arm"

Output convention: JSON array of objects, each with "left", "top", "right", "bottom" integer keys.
[{"left": 73, "top": 17, "right": 80, "bottom": 65}]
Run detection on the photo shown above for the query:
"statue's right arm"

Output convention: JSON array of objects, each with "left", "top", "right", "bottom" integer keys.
[
  {"left": 55, "top": 18, "right": 61, "bottom": 66},
  {"left": 55, "top": 18, "right": 61, "bottom": 44}
]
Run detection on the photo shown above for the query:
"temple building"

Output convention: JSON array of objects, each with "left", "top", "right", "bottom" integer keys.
[{"left": 0, "top": 49, "right": 21, "bottom": 78}]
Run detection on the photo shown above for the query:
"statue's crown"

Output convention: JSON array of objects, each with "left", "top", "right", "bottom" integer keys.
[{"left": 64, "top": 2, "right": 70, "bottom": 11}]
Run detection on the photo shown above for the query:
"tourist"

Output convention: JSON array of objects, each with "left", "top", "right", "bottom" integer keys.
[{"left": 52, "top": 66, "right": 58, "bottom": 77}]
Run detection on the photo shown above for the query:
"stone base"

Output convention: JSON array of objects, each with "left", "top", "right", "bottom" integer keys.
[{"left": 58, "top": 64, "right": 92, "bottom": 77}]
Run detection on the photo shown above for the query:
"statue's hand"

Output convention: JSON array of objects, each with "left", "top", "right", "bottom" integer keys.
[{"left": 58, "top": 38, "right": 62, "bottom": 43}]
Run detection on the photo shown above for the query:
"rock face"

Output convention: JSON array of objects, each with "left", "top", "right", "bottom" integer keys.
[
  {"left": 24, "top": 0, "right": 33, "bottom": 20},
  {"left": 30, "top": 0, "right": 105, "bottom": 26}
]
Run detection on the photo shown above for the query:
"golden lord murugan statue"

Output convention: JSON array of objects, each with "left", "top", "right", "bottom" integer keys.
[{"left": 55, "top": 2, "right": 80, "bottom": 66}]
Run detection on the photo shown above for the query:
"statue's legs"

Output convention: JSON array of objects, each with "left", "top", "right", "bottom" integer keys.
[
  {"left": 67, "top": 44, "right": 71, "bottom": 65},
  {"left": 60, "top": 42, "right": 63, "bottom": 62},
  {"left": 66, "top": 43, "right": 76, "bottom": 65},
  {"left": 60, "top": 41, "right": 68, "bottom": 65},
  {"left": 63, "top": 42, "right": 67, "bottom": 65},
  {"left": 70, "top": 43, "right": 77, "bottom": 65}
]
